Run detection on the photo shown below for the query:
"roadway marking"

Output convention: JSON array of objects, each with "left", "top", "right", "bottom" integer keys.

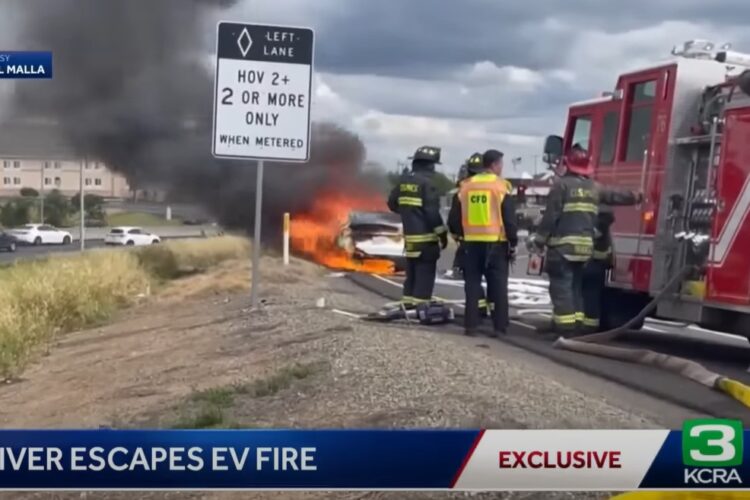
[
  {"left": 367, "top": 274, "right": 744, "bottom": 342},
  {"left": 368, "top": 273, "right": 543, "bottom": 331}
]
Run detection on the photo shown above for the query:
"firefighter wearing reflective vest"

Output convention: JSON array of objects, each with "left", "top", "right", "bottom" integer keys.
[
  {"left": 387, "top": 146, "right": 448, "bottom": 308},
  {"left": 529, "top": 147, "right": 640, "bottom": 336},
  {"left": 449, "top": 153, "right": 489, "bottom": 316},
  {"left": 449, "top": 149, "right": 518, "bottom": 336}
]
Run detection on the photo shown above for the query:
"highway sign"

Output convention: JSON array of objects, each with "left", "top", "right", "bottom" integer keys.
[{"left": 212, "top": 22, "right": 314, "bottom": 162}]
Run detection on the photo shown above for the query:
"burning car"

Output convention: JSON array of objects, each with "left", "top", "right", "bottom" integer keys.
[{"left": 336, "top": 211, "right": 405, "bottom": 272}]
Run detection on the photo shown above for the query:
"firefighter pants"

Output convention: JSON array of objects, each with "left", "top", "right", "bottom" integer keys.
[
  {"left": 463, "top": 242, "right": 509, "bottom": 332},
  {"left": 452, "top": 243, "right": 465, "bottom": 271},
  {"left": 545, "top": 249, "right": 585, "bottom": 334},
  {"left": 402, "top": 243, "right": 439, "bottom": 306},
  {"left": 582, "top": 258, "right": 608, "bottom": 331},
  {"left": 454, "top": 242, "right": 488, "bottom": 313}
]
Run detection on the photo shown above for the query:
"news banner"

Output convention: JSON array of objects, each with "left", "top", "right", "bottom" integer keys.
[{"left": 0, "top": 419, "right": 745, "bottom": 491}]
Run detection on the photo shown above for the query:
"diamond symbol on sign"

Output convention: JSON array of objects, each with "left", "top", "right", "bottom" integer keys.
[{"left": 237, "top": 28, "right": 253, "bottom": 57}]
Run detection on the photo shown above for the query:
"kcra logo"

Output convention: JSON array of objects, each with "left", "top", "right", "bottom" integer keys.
[{"left": 682, "top": 419, "right": 744, "bottom": 485}]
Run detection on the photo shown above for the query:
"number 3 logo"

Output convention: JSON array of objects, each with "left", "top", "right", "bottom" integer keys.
[
  {"left": 690, "top": 424, "right": 736, "bottom": 462},
  {"left": 683, "top": 419, "right": 744, "bottom": 467}
]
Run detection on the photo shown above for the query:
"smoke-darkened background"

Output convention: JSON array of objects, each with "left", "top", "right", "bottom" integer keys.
[{"left": 5, "top": 0, "right": 376, "bottom": 242}]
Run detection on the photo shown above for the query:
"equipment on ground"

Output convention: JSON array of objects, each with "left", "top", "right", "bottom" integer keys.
[
  {"left": 365, "top": 301, "right": 455, "bottom": 325},
  {"left": 541, "top": 39, "right": 750, "bottom": 340}
]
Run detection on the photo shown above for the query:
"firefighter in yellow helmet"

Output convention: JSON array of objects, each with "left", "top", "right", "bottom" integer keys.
[
  {"left": 387, "top": 146, "right": 448, "bottom": 309},
  {"left": 449, "top": 149, "right": 518, "bottom": 336}
]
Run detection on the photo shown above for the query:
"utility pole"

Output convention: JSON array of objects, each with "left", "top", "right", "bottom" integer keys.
[
  {"left": 39, "top": 163, "right": 45, "bottom": 223},
  {"left": 533, "top": 155, "right": 539, "bottom": 177},
  {"left": 80, "top": 158, "right": 85, "bottom": 251}
]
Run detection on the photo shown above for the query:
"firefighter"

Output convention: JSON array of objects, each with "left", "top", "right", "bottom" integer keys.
[
  {"left": 450, "top": 153, "right": 483, "bottom": 279},
  {"left": 387, "top": 146, "right": 448, "bottom": 309},
  {"left": 449, "top": 160, "right": 471, "bottom": 279},
  {"left": 449, "top": 149, "right": 518, "bottom": 336},
  {"left": 581, "top": 195, "right": 642, "bottom": 333},
  {"left": 529, "top": 146, "right": 640, "bottom": 336},
  {"left": 449, "top": 153, "right": 489, "bottom": 316}
]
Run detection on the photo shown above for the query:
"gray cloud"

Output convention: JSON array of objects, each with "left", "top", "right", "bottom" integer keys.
[{"left": 226, "top": 0, "right": 750, "bottom": 78}]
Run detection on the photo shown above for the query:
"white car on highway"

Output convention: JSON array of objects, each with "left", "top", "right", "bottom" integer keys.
[
  {"left": 8, "top": 224, "right": 73, "bottom": 245},
  {"left": 105, "top": 226, "right": 161, "bottom": 246}
]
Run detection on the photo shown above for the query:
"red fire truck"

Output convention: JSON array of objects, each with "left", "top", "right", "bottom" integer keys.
[{"left": 543, "top": 40, "right": 750, "bottom": 338}]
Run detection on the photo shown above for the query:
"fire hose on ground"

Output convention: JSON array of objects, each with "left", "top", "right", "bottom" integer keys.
[
  {"left": 552, "top": 264, "right": 750, "bottom": 409},
  {"left": 347, "top": 263, "right": 750, "bottom": 410}
]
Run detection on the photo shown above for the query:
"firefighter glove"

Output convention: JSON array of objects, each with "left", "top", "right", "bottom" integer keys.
[{"left": 439, "top": 232, "right": 448, "bottom": 250}]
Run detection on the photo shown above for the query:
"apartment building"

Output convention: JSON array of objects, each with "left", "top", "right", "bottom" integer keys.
[{"left": 0, "top": 121, "right": 132, "bottom": 199}]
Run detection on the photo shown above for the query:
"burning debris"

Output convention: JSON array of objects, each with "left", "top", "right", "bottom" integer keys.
[{"left": 7, "top": 0, "right": 397, "bottom": 273}]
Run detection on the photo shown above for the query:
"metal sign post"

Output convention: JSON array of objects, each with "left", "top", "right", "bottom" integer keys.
[
  {"left": 80, "top": 158, "right": 85, "bottom": 251},
  {"left": 212, "top": 22, "right": 314, "bottom": 309},
  {"left": 250, "top": 160, "right": 264, "bottom": 307}
]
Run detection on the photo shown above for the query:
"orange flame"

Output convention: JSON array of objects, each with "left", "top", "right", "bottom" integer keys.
[{"left": 290, "top": 190, "right": 396, "bottom": 274}]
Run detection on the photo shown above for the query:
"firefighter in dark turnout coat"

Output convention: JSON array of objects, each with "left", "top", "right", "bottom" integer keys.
[
  {"left": 388, "top": 146, "right": 448, "bottom": 308},
  {"left": 581, "top": 195, "right": 641, "bottom": 333},
  {"left": 529, "top": 147, "right": 639, "bottom": 336}
]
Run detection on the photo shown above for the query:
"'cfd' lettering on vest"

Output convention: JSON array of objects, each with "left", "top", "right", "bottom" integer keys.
[
  {"left": 467, "top": 190, "right": 492, "bottom": 226},
  {"left": 400, "top": 183, "right": 419, "bottom": 193}
]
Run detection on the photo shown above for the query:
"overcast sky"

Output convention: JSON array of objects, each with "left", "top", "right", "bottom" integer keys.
[{"left": 218, "top": 0, "right": 750, "bottom": 177}]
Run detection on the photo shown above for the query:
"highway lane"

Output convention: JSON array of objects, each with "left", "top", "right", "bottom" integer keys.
[
  {"left": 0, "top": 239, "right": 122, "bottom": 263},
  {"left": 0, "top": 226, "right": 222, "bottom": 264},
  {"left": 428, "top": 241, "right": 750, "bottom": 349}
]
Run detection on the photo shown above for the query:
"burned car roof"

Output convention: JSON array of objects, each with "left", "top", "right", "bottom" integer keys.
[{"left": 348, "top": 211, "right": 402, "bottom": 228}]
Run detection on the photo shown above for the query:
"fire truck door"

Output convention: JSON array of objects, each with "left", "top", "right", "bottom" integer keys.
[{"left": 611, "top": 71, "right": 670, "bottom": 292}]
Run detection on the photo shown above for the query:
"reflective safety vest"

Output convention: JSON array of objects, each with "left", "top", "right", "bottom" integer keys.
[{"left": 458, "top": 172, "right": 509, "bottom": 243}]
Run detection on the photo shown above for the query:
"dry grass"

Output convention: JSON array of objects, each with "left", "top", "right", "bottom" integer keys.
[
  {"left": 0, "top": 236, "right": 250, "bottom": 379},
  {"left": 135, "top": 236, "right": 249, "bottom": 280},
  {"left": 157, "top": 259, "right": 250, "bottom": 302}
]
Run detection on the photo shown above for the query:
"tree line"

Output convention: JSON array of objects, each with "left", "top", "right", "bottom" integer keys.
[{"left": 0, "top": 189, "right": 106, "bottom": 228}]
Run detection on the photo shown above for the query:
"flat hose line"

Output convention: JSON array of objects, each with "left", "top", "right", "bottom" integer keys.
[
  {"left": 345, "top": 270, "right": 750, "bottom": 410},
  {"left": 553, "top": 264, "right": 750, "bottom": 410}
]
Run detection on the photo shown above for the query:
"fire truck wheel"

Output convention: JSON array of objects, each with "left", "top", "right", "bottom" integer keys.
[{"left": 600, "top": 288, "right": 648, "bottom": 332}]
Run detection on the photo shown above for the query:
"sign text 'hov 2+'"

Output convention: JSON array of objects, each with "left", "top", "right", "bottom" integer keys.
[{"left": 212, "top": 22, "right": 314, "bottom": 162}]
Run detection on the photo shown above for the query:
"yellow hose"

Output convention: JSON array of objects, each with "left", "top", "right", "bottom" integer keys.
[
  {"left": 611, "top": 492, "right": 750, "bottom": 499},
  {"left": 553, "top": 264, "right": 750, "bottom": 409}
]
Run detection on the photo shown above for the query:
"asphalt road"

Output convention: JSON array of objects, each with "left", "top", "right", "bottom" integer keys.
[
  {"left": 346, "top": 242, "right": 750, "bottom": 421},
  {"left": 0, "top": 239, "right": 115, "bottom": 263},
  {"left": 0, "top": 227, "right": 221, "bottom": 264}
]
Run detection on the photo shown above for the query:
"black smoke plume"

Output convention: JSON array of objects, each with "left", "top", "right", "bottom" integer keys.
[{"left": 9, "top": 0, "right": 370, "bottom": 239}]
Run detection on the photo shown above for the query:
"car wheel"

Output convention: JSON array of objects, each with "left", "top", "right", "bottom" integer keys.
[
  {"left": 9, "top": 243, "right": 16, "bottom": 252},
  {"left": 62, "top": 236, "right": 71, "bottom": 245},
  {"left": 33, "top": 236, "right": 42, "bottom": 246},
  {"left": 152, "top": 239, "right": 160, "bottom": 244},
  {"left": 126, "top": 240, "right": 135, "bottom": 246}
]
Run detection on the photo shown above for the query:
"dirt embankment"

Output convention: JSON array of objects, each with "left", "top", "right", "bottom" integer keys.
[{"left": 0, "top": 255, "right": 651, "bottom": 500}]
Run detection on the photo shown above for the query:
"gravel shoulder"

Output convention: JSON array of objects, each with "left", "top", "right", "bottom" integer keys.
[{"left": 0, "top": 255, "right": 694, "bottom": 500}]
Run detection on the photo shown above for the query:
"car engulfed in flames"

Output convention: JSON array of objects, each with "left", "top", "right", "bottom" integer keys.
[
  {"left": 336, "top": 211, "right": 405, "bottom": 272},
  {"left": 289, "top": 191, "right": 400, "bottom": 275}
]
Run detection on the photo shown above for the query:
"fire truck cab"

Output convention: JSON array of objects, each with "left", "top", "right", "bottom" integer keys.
[{"left": 543, "top": 40, "right": 750, "bottom": 338}]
